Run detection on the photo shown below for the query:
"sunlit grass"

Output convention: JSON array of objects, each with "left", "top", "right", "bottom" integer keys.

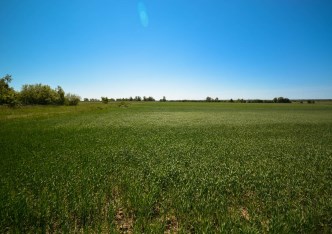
[{"left": 1, "top": 102, "right": 331, "bottom": 232}]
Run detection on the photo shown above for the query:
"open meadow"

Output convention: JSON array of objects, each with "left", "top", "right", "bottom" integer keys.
[{"left": 0, "top": 102, "right": 332, "bottom": 233}]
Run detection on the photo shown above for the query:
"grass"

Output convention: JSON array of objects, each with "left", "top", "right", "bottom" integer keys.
[{"left": 1, "top": 102, "right": 332, "bottom": 233}]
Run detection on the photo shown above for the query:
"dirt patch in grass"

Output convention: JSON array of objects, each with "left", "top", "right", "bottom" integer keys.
[
  {"left": 164, "top": 215, "right": 179, "bottom": 234},
  {"left": 115, "top": 208, "right": 134, "bottom": 233},
  {"left": 112, "top": 187, "right": 134, "bottom": 233},
  {"left": 241, "top": 207, "right": 250, "bottom": 221}
]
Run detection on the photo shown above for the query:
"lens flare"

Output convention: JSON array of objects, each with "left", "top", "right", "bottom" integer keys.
[{"left": 138, "top": 2, "right": 149, "bottom": 27}]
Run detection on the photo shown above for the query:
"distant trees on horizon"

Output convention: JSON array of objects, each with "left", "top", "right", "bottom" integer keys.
[
  {"left": 83, "top": 96, "right": 318, "bottom": 104},
  {"left": 2, "top": 75, "right": 318, "bottom": 107},
  {"left": 95, "top": 96, "right": 157, "bottom": 103},
  {"left": 204, "top": 97, "right": 292, "bottom": 103},
  {"left": 91, "top": 96, "right": 296, "bottom": 104},
  {"left": 273, "top": 97, "right": 291, "bottom": 103}
]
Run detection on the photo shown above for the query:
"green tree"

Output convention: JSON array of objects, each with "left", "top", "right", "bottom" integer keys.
[
  {"left": 273, "top": 97, "right": 291, "bottom": 103},
  {"left": 101, "top": 97, "right": 109, "bottom": 104},
  {"left": 0, "top": 74, "right": 19, "bottom": 106},
  {"left": 56, "top": 86, "right": 65, "bottom": 105}
]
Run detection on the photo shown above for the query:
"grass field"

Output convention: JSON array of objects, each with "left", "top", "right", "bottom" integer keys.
[{"left": 1, "top": 102, "right": 332, "bottom": 233}]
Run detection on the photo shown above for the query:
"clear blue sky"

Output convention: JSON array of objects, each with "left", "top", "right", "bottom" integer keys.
[{"left": 1, "top": 0, "right": 331, "bottom": 100}]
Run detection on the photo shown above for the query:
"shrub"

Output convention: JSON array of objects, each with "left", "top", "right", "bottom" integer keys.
[
  {"left": 65, "top": 93, "right": 81, "bottom": 106},
  {"left": 118, "top": 101, "right": 128, "bottom": 108},
  {"left": 20, "top": 84, "right": 62, "bottom": 105}
]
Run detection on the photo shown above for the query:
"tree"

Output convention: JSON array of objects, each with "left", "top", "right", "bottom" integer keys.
[
  {"left": 56, "top": 86, "right": 65, "bottom": 105},
  {"left": 0, "top": 74, "right": 18, "bottom": 106},
  {"left": 273, "top": 97, "right": 291, "bottom": 103},
  {"left": 142, "top": 96, "right": 155, "bottom": 101},
  {"left": 101, "top": 96, "right": 109, "bottom": 104},
  {"left": 206, "top": 96, "right": 212, "bottom": 102}
]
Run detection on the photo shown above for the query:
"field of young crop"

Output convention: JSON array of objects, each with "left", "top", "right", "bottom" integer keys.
[{"left": 0, "top": 102, "right": 331, "bottom": 233}]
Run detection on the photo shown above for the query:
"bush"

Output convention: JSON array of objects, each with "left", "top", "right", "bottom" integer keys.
[
  {"left": 20, "top": 84, "right": 64, "bottom": 105},
  {"left": 65, "top": 93, "right": 81, "bottom": 106},
  {"left": 0, "top": 75, "right": 83, "bottom": 106},
  {"left": 118, "top": 101, "right": 128, "bottom": 108}
]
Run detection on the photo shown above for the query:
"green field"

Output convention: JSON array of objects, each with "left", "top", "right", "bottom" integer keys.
[{"left": 1, "top": 102, "right": 332, "bottom": 233}]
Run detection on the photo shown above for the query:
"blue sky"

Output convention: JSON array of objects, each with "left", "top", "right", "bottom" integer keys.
[{"left": 1, "top": 0, "right": 331, "bottom": 100}]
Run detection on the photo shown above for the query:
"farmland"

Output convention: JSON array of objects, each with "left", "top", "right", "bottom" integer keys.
[{"left": 0, "top": 102, "right": 331, "bottom": 233}]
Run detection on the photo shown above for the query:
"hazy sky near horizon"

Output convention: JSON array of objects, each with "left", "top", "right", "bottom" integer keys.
[{"left": 1, "top": 0, "right": 332, "bottom": 99}]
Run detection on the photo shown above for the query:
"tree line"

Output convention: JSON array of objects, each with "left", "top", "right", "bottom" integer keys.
[
  {"left": 91, "top": 96, "right": 296, "bottom": 104},
  {"left": 84, "top": 96, "right": 313, "bottom": 104},
  {"left": 0, "top": 75, "right": 80, "bottom": 106},
  {"left": 90, "top": 96, "right": 158, "bottom": 104},
  {"left": 2, "top": 74, "right": 314, "bottom": 106},
  {"left": 203, "top": 96, "right": 292, "bottom": 103}
]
